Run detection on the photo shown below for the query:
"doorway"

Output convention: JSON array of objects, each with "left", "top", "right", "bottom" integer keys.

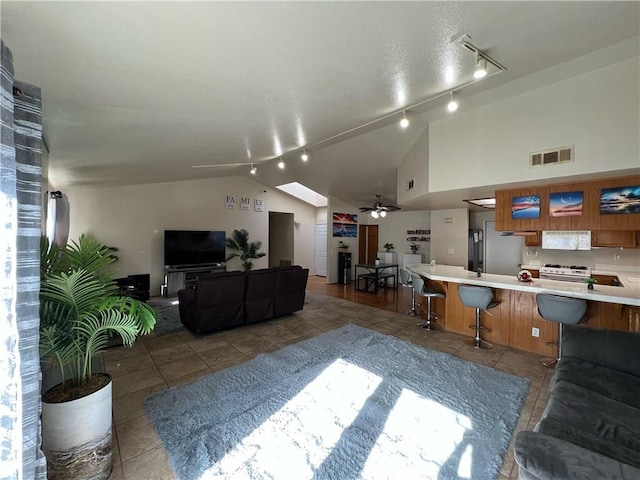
[
  {"left": 314, "top": 224, "right": 327, "bottom": 277},
  {"left": 358, "top": 224, "right": 379, "bottom": 264},
  {"left": 268, "top": 212, "right": 294, "bottom": 268}
]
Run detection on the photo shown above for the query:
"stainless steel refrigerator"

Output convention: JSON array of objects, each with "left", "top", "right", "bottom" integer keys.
[{"left": 483, "top": 220, "right": 523, "bottom": 275}]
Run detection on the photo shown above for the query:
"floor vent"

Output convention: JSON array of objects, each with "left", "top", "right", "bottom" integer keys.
[{"left": 530, "top": 145, "right": 574, "bottom": 167}]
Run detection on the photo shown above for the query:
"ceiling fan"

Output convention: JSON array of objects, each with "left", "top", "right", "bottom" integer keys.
[{"left": 359, "top": 195, "right": 401, "bottom": 218}]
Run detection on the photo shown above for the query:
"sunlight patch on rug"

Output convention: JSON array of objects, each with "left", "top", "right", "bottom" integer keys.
[{"left": 200, "top": 359, "right": 382, "bottom": 479}]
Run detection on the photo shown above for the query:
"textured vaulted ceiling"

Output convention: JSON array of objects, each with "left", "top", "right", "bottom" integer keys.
[{"left": 2, "top": 1, "right": 638, "bottom": 209}]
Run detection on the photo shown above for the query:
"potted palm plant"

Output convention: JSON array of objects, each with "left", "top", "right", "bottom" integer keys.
[
  {"left": 225, "top": 229, "right": 266, "bottom": 271},
  {"left": 39, "top": 234, "right": 155, "bottom": 480}
]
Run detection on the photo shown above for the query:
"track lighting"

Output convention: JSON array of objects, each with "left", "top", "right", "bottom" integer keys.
[
  {"left": 249, "top": 164, "right": 257, "bottom": 175},
  {"left": 301, "top": 149, "right": 309, "bottom": 162},
  {"left": 447, "top": 92, "right": 458, "bottom": 112},
  {"left": 399, "top": 111, "right": 409, "bottom": 129},
  {"left": 371, "top": 210, "right": 379, "bottom": 219},
  {"left": 474, "top": 54, "right": 488, "bottom": 79},
  {"left": 278, "top": 158, "right": 285, "bottom": 169}
]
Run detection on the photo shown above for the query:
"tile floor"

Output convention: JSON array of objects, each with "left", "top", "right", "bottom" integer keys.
[{"left": 105, "top": 289, "right": 552, "bottom": 480}]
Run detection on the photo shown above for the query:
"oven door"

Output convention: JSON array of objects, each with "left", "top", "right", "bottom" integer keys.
[{"left": 539, "top": 273, "right": 587, "bottom": 283}]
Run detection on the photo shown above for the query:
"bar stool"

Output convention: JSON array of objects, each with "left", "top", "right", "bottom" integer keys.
[
  {"left": 457, "top": 285, "right": 498, "bottom": 349},
  {"left": 399, "top": 269, "right": 417, "bottom": 316},
  {"left": 411, "top": 273, "right": 445, "bottom": 330},
  {"left": 536, "top": 294, "right": 588, "bottom": 368}
]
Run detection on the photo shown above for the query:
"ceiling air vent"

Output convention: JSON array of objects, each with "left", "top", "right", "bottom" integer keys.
[{"left": 530, "top": 145, "right": 574, "bottom": 167}]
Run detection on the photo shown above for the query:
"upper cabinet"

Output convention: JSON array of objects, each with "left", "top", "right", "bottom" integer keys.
[{"left": 495, "top": 175, "right": 640, "bottom": 231}]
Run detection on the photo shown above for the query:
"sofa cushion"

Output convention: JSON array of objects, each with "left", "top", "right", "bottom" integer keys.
[
  {"left": 245, "top": 269, "right": 277, "bottom": 324},
  {"left": 537, "top": 380, "right": 640, "bottom": 468},
  {"left": 551, "top": 357, "right": 640, "bottom": 409}
]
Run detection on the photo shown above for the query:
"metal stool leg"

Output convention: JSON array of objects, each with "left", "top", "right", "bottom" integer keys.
[
  {"left": 464, "top": 307, "right": 493, "bottom": 349},
  {"left": 417, "top": 296, "right": 442, "bottom": 330},
  {"left": 405, "top": 286, "right": 418, "bottom": 316},
  {"left": 540, "top": 323, "right": 561, "bottom": 368}
]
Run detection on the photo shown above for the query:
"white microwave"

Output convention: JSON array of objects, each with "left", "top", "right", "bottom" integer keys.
[{"left": 541, "top": 231, "right": 591, "bottom": 250}]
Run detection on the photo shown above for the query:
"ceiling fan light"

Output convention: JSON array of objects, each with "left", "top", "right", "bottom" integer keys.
[
  {"left": 371, "top": 210, "right": 379, "bottom": 219},
  {"left": 379, "top": 210, "right": 387, "bottom": 218}
]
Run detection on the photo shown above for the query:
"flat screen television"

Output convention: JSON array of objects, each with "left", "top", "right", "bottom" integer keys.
[{"left": 164, "top": 230, "right": 226, "bottom": 266}]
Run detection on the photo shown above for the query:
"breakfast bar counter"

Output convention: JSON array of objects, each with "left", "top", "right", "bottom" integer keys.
[{"left": 406, "top": 264, "right": 640, "bottom": 355}]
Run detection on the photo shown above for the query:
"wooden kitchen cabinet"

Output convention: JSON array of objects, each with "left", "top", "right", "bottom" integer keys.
[
  {"left": 524, "top": 232, "right": 541, "bottom": 246},
  {"left": 591, "top": 230, "right": 639, "bottom": 248},
  {"left": 495, "top": 175, "right": 640, "bottom": 231}
]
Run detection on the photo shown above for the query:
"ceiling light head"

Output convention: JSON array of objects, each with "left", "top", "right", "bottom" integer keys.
[
  {"left": 249, "top": 164, "right": 257, "bottom": 175},
  {"left": 301, "top": 149, "right": 309, "bottom": 162},
  {"left": 474, "top": 54, "right": 488, "bottom": 79},
  {"left": 399, "top": 111, "right": 410, "bottom": 129},
  {"left": 278, "top": 158, "right": 285, "bottom": 169},
  {"left": 447, "top": 92, "right": 458, "bottom": 112},
  {"left": 379, "top": 210, "right": 387, "bottom": 218},
  {"left": 371, "top": 210, "right": 379, "bottom": 219}
]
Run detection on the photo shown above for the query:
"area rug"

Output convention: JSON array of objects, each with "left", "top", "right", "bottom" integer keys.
[
  {"left": 147, "top": 300, "right": 183, "bottom": 336},
  {"left": 144, "top": 324, "right": 529, "bottom": 480}
]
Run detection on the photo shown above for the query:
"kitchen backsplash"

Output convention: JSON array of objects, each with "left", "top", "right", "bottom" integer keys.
[{"left": 522, "top": 246, "right": 640, "bottom": 274}]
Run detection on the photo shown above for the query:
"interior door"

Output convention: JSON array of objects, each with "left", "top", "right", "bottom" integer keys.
[
  {"left": 314, "top": 223, "right": 327, "bottom": 277},
  {"left": 358, "top": 224, "right": 379, "bottom": 264}
]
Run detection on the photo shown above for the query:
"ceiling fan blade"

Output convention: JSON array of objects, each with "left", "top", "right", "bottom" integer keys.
[
  {"left": 381, "top": 205, "right": 401, "bottom": 211},
  {"left": 359, "top": 207, "right": 374, "bottom": 212}
]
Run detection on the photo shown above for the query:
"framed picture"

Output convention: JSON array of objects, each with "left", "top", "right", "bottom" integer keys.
[
  {"left": 600, "top": 185, "right": 640, "bottom": 215},
  {"left": 225, "top": 195, "right": 236, "bottom": 209},
  {"left": 332, "top": 212, "right": 358, "bottom": 237},
  {"left": 240, "top": 197, "right": 250, "bottom": 211},
  {"left": 254, "top": 199, "right": 264, "bottom": 212},
  {"left": 511, "top": 195, "right": 540, "bottom": 219},
  {"left": 549, "top": 191, "right": 583, "bottom": 217}
]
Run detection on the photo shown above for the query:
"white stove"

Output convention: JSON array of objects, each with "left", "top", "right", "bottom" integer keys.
[{"left": 539, "top": 264, "right": 591, "bottom": 283}]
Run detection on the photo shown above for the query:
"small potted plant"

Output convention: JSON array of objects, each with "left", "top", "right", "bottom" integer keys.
[
  {"left": 338, "top": 241, "right": 349, "bottom": 250},
  {"left": 410, "top": 243, "right": 420, "bottom": 254},
  {"left": 383, "top": 242, "right": 394, "bottom": 253},
  {"left": 585, "top": 277, "right": 597, "bottom": 290}
]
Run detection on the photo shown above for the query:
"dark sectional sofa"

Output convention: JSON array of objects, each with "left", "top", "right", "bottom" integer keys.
[
  {"left": 515, "top": 325, "right": 640, "bottom": 479},
  {"left": 177, "top": 265, "right": 309, "bottom": 334}
]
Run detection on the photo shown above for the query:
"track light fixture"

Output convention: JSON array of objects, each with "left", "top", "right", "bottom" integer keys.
[
  {"left": 399, "top": 111, "right": 410, "bottom": 129},
  {"left": 278, "top": 158, "right": 285, "bottom": 169},
  {"left": 474, "top": 53, "right": 488, "bottom": 79},
  {"left": 249, "top": 164, "right": 257, "bottom": 175},
  {"left": 447, "top": 92, "right": 458, "bottom": 112},
  {"left": 301, "top": 149, "right": 309, "bottom": 162}
]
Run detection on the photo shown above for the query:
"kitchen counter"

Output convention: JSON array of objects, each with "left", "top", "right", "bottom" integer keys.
[{"left": 407, "top": 264, "right": 640, "bottom": 307}]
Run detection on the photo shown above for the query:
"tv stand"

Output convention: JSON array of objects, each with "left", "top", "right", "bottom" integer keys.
[{"left": 163, "top": 264, "right": 226, "bottom": 297}]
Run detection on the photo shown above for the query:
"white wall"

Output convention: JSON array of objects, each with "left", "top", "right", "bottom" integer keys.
[
  {"left": 315, "top": 206, "right": 328, "bottom": 224},
  {"left": 429, "top": 57, "right": 640, "bottom": 192},
  {"left": 376, "top": 210, "right": 431, "bottom": 265},
  {"left": 469, "top": 211, "right": 495, "bottom": 231},
  {"left": 397, "top": 127, "right": 429, "bottom": 205},
  {"left": 429, "top": 208, "right": 469, "bottom": 267},
  {"left": 327, "top": 196, "right": 360, "bottom": 283},
  {"left": 66, "top": 176, "right": 316, "bottom": 295}
]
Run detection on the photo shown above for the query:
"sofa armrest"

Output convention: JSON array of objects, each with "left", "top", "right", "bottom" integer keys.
[
  {"left": 515, "top": 431, "right": 640, "bottom": 480},
  {"left": 562, "top": 325, "right": 640, "bottom": 377}
]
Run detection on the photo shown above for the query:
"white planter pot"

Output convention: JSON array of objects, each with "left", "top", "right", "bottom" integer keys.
[{"left": 42, "top": 375, "right": 113, "bottom": 480}]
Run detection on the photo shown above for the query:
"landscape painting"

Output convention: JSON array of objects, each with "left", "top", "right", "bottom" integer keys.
[
  {"left": 600, "top": 185, "right": 640, "bottom": 215},
  {"left": 511, "top": 195, "right": 540, "bottom": 219},
  {"left": 549, "top": 191, "right": 583, "bottom": 217},
  {"left": 332, "top": 212, "right": 358, "bottom": 237}
]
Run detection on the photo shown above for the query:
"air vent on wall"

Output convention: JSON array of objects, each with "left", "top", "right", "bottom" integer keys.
[{"left": 530, "top": 145, "right": 574, "bottom": 167}]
